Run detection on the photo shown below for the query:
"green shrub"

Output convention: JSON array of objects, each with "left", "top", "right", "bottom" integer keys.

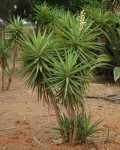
[
  {"left": 5, "top": 16, "right": 25, "bottom": 90},
  {"left": 53, "top": 113, "right": 102, "bottom": 144},
  {"left": 84, "top": 7, "right": 115, "bottom": 28},
  {"left": 96, "top": 25, "right": 120, "bottom": 82}
]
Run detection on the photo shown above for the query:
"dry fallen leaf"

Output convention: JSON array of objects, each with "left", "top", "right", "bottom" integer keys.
[
  {"left": 42, "top": 115, "right": 47, "bottom": 117},
  {"left": 103, "top": 124, "right": 109, "bottom": 128},
  {"left": 22, "top": 120, "right": 29, "bottom": 125},
  {"left": 98, "top": 105, "right": 103, "bottom": 107},
  {"left": 46, "top": 130, "right": 50, "bottom": 133},
  {"left": 51, "top": 113, "right": 56, "bottom": 116},
  {"left": 114, "top": 139, "right": 119, "bottom": 144},
  {"left": 0, "top": 113, "right": 3, "bottom": 116}
]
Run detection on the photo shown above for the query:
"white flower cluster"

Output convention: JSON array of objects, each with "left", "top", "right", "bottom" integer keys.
[
  {"left": 42, "top": 1, "right": 47, "bottom": 9},
  {"left": 76, "top": 10, "right": 86, "bottom": 31}
]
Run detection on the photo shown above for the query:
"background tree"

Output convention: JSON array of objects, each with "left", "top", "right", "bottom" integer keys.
[
  {"left": 0, "top": 0, "right": 115, "bottom": 22},
  {"left": 6, "top": 16, "right": 25, "bottom": 90},
  {"left": 0, "top": 0, "right": 36, "bottom": 21},
  {"left": 32, "top": 3, "right": 56, "bottom": 34},
  {"left": 0, "top": 39, "right": 10, "bottom": 90}
]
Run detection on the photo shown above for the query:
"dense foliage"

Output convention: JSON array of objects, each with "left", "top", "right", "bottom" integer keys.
[{"left": 0, "top": 0, "right": 120, "bottom": 21}]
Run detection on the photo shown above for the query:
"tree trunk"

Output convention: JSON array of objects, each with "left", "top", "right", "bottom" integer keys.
[
  {"left": 70, "top": 97, "right": 77, "bottom": 146},
  {"left": 1, "top": 62, "right": 6, "bottom": 91},
  {"left": 67, "top": 104, "right": 72, "bottom": 145},
  {"left": 50, "top": 92, "right": 64, "bottom": 139},
  {"left": 6, "top": 46, "right": 17, "bottom": 91}
]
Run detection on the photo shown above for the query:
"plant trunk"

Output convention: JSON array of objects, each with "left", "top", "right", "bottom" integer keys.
[
  {"left": 70, "top": 97, "right": 77, "bottom": 146},
  {"left": 6, "top": 46, "right": 17, "bottom": 91},
  {"left": 50, "top": 92, "right": 64, "bottom": 139},
  {"left": 1, "top": 62, "right": 6, "bottom": 91},
  {"left": 67, "top": 104, "right": 72, "bottom": 145}
]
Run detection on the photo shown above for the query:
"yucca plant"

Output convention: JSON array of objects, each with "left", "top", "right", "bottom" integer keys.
[
  {"left": 53, "top": 113, "right": 102, "bottom": 144},
  {"left": 19, "top": 30, "right": 56, "bottom": 95},
  {"left": 84, "top": 7, "right": 116, "bottom": 53},
  {"left": 97, "top": 25, "right": 120, "bottom": 82},
  {"left": 108, "top": 0, "right": 120, "bottom": 11},
  {"left": 84, "top": 7, "right": 114, "bottom": 28},
  {"left": 19, "top": 29, "right": 64, "bottom": 134},
  {"left": 77, "top": 113, "right": 102, "bottom": 143},
  {"left": 33, "top": 3, "right": 56, "bottom": 33},
  {"left": 55, "top": 11, "right": 101, "bottom": 63},
  {"left": 47, "top": 50, "right": 93, "bottom": 146},
  {"left": 114, "top": 10, "right": 120, "bottom": 30},
  {"left": 6, "top": 16, "right": 25, "bottom": 90},
  {"left": 7, "top": 16, "right": 25, "bottom": 45},
  {"left": 0, "top": 39, "right": 10, "bottom": 90}
]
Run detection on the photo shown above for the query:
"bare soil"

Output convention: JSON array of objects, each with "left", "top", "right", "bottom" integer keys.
[{"left": 0, "top": 73, "right": 120, "bottom": 150}]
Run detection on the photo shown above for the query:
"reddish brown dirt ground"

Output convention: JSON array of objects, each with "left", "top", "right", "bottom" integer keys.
[{"left": 0, "top": 74, "right": 120, "bottom": 150}]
